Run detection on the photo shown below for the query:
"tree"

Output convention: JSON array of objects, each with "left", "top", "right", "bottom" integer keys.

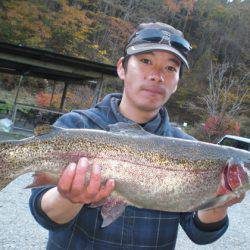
[
  {"left": 46, "top": 0, "right": 91, "bottom": 56},
  {"left": 188, "top": 60, "right": 249, "bottom": 142},
  {"left": 0, "top": 0, "right": 51, "bottom": 47},
  {"left": 202, "top": 61, "right": 249, "bottom": 118}
]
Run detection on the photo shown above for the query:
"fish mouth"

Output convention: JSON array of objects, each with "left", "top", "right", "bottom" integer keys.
[{"left": 217, "top": 160, "right": 249, "bottom": 196}]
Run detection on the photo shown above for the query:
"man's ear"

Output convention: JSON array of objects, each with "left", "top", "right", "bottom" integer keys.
[{"left": 117, "top": 57, "right": 125, "bottom": 80}]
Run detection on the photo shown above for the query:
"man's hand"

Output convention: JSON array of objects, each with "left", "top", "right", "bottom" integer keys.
[
  {"left": 220, "top": 192, "right": 246, "bottom": 208},
  {"left": 198, "top": 192, "right": 246, "bottom": 224},
  {"left": 41, "top": 157, "right": 115, "bottom": 224},
  {"left": 57, "top": 157, "right": 115, "bottom": 204}
]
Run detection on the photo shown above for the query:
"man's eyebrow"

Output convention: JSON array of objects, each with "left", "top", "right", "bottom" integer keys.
[
  {"left": 138, "top": 51, "right": 181, "bottom": 66},
  {"left": 169, "top": 57, "right": 181, "bottom": 67},
  {"left": 147, "top": 51, "right": 181, "bottom": 66}
]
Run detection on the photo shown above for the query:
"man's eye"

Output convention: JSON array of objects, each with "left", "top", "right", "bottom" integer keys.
[
  {"left": 141, "top": 58, "right": 151, "bottom": 64},
  {"left": 166, "top": 66, "right": 177, "bottom": 72}
]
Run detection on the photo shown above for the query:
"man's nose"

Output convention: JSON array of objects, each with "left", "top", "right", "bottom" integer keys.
[{"left": 148, "top": 70, "right": 165, "bottom": 82}]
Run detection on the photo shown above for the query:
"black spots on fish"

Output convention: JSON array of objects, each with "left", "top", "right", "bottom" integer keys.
[
  {"left": 0, "top": 151, "right": 23, "bottom": 191},
  {"left": 53, "top": 151, "right": 92, "bottom": 163},
  {"left": 34, "top": 124, "right": 54, "bottom": 136},
  {"left": 99, "top": 143, "right": 134, "bottom": 160}
]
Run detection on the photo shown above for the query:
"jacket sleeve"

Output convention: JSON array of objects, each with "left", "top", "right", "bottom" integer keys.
[
  {"left": 180, "top": 212, "right": 229, "bottom": 245},
  {"left": 29, "top": 186, "right": 79, "bottom": 231},
  {"left": 53, "top": 111, "right": 92, "bottom": 129}
]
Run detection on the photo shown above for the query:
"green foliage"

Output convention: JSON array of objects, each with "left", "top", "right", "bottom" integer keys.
[
  {"left": 0, "top": 101, "right": 31, "bottom": 115},
  {"left": 0, "top": 101, "right": 13, "bottom": 114}
]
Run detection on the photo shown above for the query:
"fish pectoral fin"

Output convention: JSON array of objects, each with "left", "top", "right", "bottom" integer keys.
[
  {"left": 25, "top": 171, "right": 59, "bottom": 188},
  {"left": 108, "top": 122, "right": 152, "bottom": 136},
  {"left": 100, "top": 198, "right": 127, "bottom": 227}
]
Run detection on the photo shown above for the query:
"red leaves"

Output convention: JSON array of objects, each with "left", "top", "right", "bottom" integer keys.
[
  {"left": 35, "top": 92, "right": 61, "bottom": 109},
  {"left": 203, "top": 115, "right": 240, "bottom": 142}
]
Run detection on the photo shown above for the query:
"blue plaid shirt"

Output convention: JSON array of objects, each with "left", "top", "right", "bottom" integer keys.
[{"left": 29, "top": 93, "right": 228, "bottom": 249}]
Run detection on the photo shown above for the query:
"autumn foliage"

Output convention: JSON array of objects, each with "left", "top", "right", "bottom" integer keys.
[
  {"left": 35, "top": 85, "right": 95, "bottom": 111},
  {"left": 203, "top": 115, "right": 240, "bottom": 143},
  {"left": 164, "top": 0, "right": 195, "bottom": 12},
  {"left": 35, "top": 92, "right": 61, "bottom": 109},
  {"left": 0, "top": 0, "right": 249, "bottom": 138}
]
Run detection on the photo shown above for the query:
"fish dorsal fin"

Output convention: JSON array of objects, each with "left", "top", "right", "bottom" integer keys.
[
  {"left": 108, "top": 122, "right": 152, "bottom": 136},
  {"left": 34, "top": 124, "right": 56, "bottom": 136}
]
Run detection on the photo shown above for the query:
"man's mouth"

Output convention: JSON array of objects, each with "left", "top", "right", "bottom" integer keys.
[{"left": 142, "top": 86, "right": 166, "bottom": 95}]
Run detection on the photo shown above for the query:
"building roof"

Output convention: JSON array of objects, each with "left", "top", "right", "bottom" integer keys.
[{"left": 0, "top": 42, "right": 117, "bottom": 81}]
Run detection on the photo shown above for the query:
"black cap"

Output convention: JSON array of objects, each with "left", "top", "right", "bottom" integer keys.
[{"left": 124, "top": 22, "right": 191, "bottom": 69}]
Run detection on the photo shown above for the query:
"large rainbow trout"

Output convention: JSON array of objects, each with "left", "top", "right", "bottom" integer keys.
[{"left": 0, "top": 122, "right": 249, "bottom": 227}]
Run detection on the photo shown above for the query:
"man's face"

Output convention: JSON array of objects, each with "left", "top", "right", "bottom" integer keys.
[{"left": 117, "top": 50, "right": 181, "bottom": 113}]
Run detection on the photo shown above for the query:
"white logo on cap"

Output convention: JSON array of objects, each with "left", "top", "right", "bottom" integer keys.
[{"left": 161, "top": 31, "right": 171, "bottom": 45}]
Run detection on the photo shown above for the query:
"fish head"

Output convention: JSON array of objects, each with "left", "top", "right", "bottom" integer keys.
[{"left": 218, "top": 158, "right": 249, "bottom": 195}]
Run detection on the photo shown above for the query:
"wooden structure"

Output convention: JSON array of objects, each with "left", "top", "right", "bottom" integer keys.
[{"left": 0, "top": 42, "right": 117, "bottom": 131}]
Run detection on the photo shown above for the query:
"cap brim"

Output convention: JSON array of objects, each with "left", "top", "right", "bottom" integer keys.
[{"left": 126, "top": 43, "right": 189, "bottom": 69}]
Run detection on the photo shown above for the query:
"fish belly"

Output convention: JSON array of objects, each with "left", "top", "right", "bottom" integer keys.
[{"left": 94, "top": 158, "right": 222, "bottom": 212}]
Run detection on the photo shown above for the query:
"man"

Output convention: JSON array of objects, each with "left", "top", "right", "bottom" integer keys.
[{"left": 29, "top": 22, "right": 244, "bottom": 250}]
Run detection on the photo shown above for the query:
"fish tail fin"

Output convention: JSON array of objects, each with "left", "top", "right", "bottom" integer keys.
[
  {"left": 0, "top": 141, "right": 15, "bottom": 190},
  {"left": 25, "top": 171, "right": 59, "bottom": 188}
]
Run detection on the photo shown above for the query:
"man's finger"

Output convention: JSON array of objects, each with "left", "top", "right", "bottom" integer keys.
[
  {"left": 229, "top": 192, "right": 245, "bottom": 205},
  {"left": 57, "top": 163, "right": 76, "bottom": 195},
  {"left": 93, "top": 179, "right": 115, "bottom": 202},
  {"left": 71, "top": 158, "right": 89, "bottom": 196},
  {"left": 86, "top": 163, "right": 101, "bottom": 197}
]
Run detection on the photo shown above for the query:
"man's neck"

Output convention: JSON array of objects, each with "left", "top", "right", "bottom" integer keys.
[{"left": 119, "top": 98, "right": 159, "bottom": 124}]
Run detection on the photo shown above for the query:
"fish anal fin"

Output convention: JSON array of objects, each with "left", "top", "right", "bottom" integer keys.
[
  {"left": 100, "top": 198, "right": 127, "bottom": 227},
  {"left": 25, "top": 171, "right": 59, "bottom": 188}
]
